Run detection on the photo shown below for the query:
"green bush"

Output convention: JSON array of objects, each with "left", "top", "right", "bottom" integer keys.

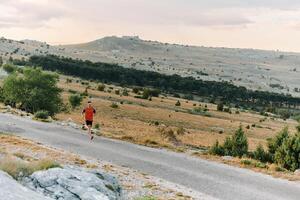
[
  {"left": 231, "top": 126, "right": 248, "bottom": 157},
  {"left": 267, "top": 127, "right": 289, "bottom": 159},
  {"left": 2, "top": 63, "right": 17, "bottom": 74},
  {"left": 175, "top": 100, "right": 181, "bottom": 106},
  {"left": 110, "top": 102, "right": 119, "bottom": 109},
  {"left": 94, "top": 123, "right": 100, "bottom": 129},
  {"left": 223, "top": 137, "right": 233, "bottom": 156},
  {"left": 34, "top": 110, "right": 49, "bottom": 119},
  {"left": 209, "top": 140, "right": 224, "bottom": 156},
  {"left": 253, "top": 144, "right": 270, "bottom": 163},
  {"left": 274, "top": 133, "right": 300, "bottom": 171},
  {"left": 2, "top": 68, "right": 62, "bottom": 116},
  {"left": 68, "top": 94, "right": 83, "bottom": 109},
  {"left": 240, "top": 159, "right": 252, "bottom": 166},
  {"left": 209, "top": 127, "right": 248, "bottom": 158},
  {"left": 278, "top": 109, "right": 291, "bottom": 120},
  {"left": 97, "top": 84, "right": 105, "bottom": 91}
]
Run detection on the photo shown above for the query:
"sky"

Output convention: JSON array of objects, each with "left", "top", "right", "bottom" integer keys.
[{"left": 1, "top": 0, "right": 300, "bottom": 52}]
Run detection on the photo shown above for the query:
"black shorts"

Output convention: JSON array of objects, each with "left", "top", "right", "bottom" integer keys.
[{"left": 86, "top": 120, "right": 93, "bottom": 126}]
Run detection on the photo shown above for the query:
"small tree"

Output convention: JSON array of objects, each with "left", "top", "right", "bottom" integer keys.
[
  {"left": 274, "top": 133, "right": 300, "bottom": 171},
  {"left": 267, "top": 127, "right": 289, "bottom": 159},
  {"left": 175, "top": 100, "right": 181, "bottom": 106},
  {"left": 68, "top": 94, "right": 83, "bottom": 109},
  {"left": 231, "top": 126, "right": 248, "bottom": 157},
  {"left": 2, "top": 67, "right": 62, "bottom": 116}
]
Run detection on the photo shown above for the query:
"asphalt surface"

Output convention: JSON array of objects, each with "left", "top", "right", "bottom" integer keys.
[{"left": 0, "top": 113, "right": 299, "bottom": 200}]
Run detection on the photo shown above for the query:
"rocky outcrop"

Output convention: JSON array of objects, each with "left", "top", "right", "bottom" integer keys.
[
  {"left": 0, "top": 170, "right": 52, "bottom": 200},
  {"left": 22, "top": 166, "right": 122, "bottom": 200}
]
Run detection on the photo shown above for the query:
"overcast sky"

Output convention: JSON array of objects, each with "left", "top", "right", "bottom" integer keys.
[{"left": 1, "top": 0, "right": 300, "bottom": 52}]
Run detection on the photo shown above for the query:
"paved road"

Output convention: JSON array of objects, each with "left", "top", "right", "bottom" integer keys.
[{"left": 0, "top": 113, "right": 299, "bottom": 200}]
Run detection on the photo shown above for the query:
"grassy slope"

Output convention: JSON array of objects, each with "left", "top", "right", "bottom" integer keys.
[{"left": 57, "top": 76, "right": 298, "bottom": 151}]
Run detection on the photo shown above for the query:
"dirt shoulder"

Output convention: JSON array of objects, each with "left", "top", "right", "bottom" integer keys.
[{"left": 0, "top": 133, "right": 211, "bottom": 200}]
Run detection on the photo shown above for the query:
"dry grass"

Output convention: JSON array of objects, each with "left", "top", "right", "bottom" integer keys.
[
  {"left": 194, "top": 152, "right": 300, "bottom": 181},
  {"left": 57, "top": 76, "right": 298, "bottom": 151},
  {"left": 0, "top": 156, "right": 60, "bottom": 179}
]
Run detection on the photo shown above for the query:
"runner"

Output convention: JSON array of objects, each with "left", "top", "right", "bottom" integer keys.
[{"left": 82, "top": 100, "right": 96, "bottom": 140}]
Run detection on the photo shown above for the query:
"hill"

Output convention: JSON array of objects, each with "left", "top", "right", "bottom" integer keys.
[{"left": 1, "top": 36, "right": 300, "bottom": 96}]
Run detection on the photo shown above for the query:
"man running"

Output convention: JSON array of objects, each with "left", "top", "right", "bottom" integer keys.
[{"left": 82, "top": 100, "right": 96, "bottom": 140}]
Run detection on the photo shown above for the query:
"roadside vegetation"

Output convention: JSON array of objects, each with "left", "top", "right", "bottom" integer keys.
[
  {"left": 0, "top": 157, "right": 60, "bottom": 179},
  {"left": 0, "top": 66, "right": 62, "bottom": 116},
  {"left": 210, "top": 126, "right": 300, "bottom": 172}
]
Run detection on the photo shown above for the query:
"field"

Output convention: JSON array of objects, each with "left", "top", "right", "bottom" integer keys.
[{"left": 56, "top": 76, "right": 298, "bottom": 151}]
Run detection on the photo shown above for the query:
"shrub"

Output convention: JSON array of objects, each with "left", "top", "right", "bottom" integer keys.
[
  {"left": 173, "top": 93, "right": 180, "bottom": 98},
  {"left": 2, "top": 63, "right": 17, "bottom": 74},
  {"left": 122, "top": 89, "right": 129, "bottom": 96},
  {"left": 94, "top": 123, "right": 100, "bottom": 129},
  {"left": 253, "top": 144, "right": 270, "bottom": 162},
  {"left": 241, "top": 159, "right": 252, "bottom": 166},
  {"left": 97, "top": 84, "right": 105, "bottom": 91},
  {"left": 115, "top": 90, "right": 120, "bottom": 95},
  {"left": 34, "top": 110, "right": 49, "bottom": 119},
  {"left": 267, "top": 127, "right": 289, "bottom": 159},
  {"left": 231, "top": 126, "right": 248, "bottom": 157},
  {"left": 68, "top": 94, "right": 83, "bottom": 109},
  {"left": 209, "top": 140, "right": 224, "bottom": 156},
  {"left": 68, "top": 89, "right": 77, "bottom": 94},
  {"left": 132, "top": 87, "right": 140, "bottom": 94},
  {"left": 209, "top": 127, "right": 248, "bottom": 157},
  {"left": 223, "top": 137, "right": 233, "bottom": 156},
  {"left": 274, "top": 133, "right": 300, "bottom": 171},
  {"left": 110, "top": 102, "right": 119, "bottom": 109},
  {"left": 175, "top": 100, "right": 181, "bottom": 106},
  {"left": 278, "top": 110, "right": 291, "bottom": 120},
  {"left": 217, "top": 102, "right": 224, "bottom": 111}
]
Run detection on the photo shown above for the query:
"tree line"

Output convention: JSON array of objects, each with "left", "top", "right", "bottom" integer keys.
[{"left": 13, "top": 55, "right": 300, "bottom": 109}]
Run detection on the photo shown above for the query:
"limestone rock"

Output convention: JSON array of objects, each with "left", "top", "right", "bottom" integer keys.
[{"left": 22, "top": 166, "right": 122, "bottom": 200}]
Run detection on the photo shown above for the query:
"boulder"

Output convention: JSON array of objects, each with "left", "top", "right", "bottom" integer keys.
[
  {"left": 22, "top": 166, "right": 123, "bottom": 200},
  {"left": 0, "top": 170, "right": 52, "bottom": 200},
  {"left": 294, "top": 169, "right": 300, "bottom": 175}
]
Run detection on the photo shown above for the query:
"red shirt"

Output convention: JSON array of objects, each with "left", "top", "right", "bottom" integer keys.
[{"left": 82, "top": 106, "right": 96, "bottom": 121}]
